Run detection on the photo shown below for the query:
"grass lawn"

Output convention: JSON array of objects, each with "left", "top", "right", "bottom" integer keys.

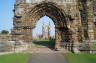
[
  {"left": 64, "top": 53, "right": 96, "bottom": 63},
  {"left": 0, "top": 53, "right": 32, "bottom": 63},
  {"left": 33, "top": 39, "right": 55, "bottom": 47}
]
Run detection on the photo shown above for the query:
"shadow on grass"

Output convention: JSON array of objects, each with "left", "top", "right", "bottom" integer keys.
[{"left": 33, "top": 39, "right": 55, "bottom": 49}]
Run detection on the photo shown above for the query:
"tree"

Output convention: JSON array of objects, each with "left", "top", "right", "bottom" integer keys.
[{"left": 1, "top": 30, "right": 9, "bottom": 35}]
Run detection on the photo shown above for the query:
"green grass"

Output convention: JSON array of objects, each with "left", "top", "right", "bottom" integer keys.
[
  {"left": 64, "top": 53, "right": 96, "bottom": 63},
  {"left": 0, "top": 53, "right": 32, "bottom": 63},
  {"left": 33, "top": 39, "right": 55, "bottom": 47}
]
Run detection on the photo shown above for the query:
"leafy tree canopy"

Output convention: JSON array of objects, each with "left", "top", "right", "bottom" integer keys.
[{"left": 0, "top": 30, "right": 9, "bottom": 35}]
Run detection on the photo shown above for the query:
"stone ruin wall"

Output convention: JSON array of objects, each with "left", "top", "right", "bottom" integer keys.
[{"left": 12, "top": 0, "right": 96, "bottom": 53}]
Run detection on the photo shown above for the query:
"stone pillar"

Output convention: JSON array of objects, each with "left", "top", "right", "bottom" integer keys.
[
  {"left": 71, "top": 4, "right": 82, "bottom": 53},
  {"left": 23, "top": 28, "right": 32, "bottom": 43},
  {"left": 87, "top": 0, "right": 95, "bottom": 40},
  {"left": 55, "top": 27, "right": 62, "bottom": 50}
]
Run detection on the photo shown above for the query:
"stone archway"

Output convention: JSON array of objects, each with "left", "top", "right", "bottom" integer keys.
[
  {"left": 12, "top": 0, "right": 95, "bottom": 53},
  {"left": 22, "top": 2, "right": 72, "bottom": 50},
  {"left": 12, "top": 1, "right": 83, "bottom": 52}
]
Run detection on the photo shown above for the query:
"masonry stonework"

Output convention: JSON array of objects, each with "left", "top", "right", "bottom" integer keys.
[{"left": 12, "top": 0, "right": 96, "bottom": 53}]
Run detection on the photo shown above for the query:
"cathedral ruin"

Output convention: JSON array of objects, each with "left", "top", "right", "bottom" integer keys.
[{"left": 12, "top": 0, "right": 96, "bottom": 53}]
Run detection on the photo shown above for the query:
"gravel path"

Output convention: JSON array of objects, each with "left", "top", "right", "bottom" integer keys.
[
  {"left": 25, "top": 44, "right": 68, "bottom": 63},
  {"left": 28, "top": 53, "right": 67, "bottom": 63}
]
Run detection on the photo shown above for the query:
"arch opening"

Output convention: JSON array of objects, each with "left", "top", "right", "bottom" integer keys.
[
  {"left": 32, "top": 16, "right": 55, "bottom": 48},
  {"left": 22, "top": 2, "right": 73, "bottom": 50}
]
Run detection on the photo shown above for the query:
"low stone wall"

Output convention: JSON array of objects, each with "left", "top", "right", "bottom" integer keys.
[
  {"left": 0, "top": 40, "right": 14, "bottom": 52},
  {"left": 0, "top": 40, "right": 31, "bottom": 53},
  {"left": 79, "top": 40, "right": 96, "bottom": 53},
  {"left": 0, "top": 34, "right": 12, "bottom": 41},
  {"left": 14, "top": 42, "right": 30, "bottom": 53},
  {"left": 60, "top": 40, "right": 96, "bottom": 53},
  {"left": 0, "top": 52, "right": 14, "bottom": 55}
]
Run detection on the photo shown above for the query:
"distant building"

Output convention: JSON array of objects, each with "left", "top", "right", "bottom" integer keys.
[{"left": 42, "top": 22, "right": 51, "bottom": 39}]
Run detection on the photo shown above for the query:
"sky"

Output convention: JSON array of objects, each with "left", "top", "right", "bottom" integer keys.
[
  {"left": 0, "top": 0, "right": 15, "bottom": 32},
  {"left": 33, "top": 16, "right": 55, "bottom": 36},
  {"left": 0, "top": 0, "right": 55, "bottom": 36}
]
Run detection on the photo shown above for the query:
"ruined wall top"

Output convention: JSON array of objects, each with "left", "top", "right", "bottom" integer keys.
[{"left": 16, "top": 0, "right": 78, "bottom": 5}]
